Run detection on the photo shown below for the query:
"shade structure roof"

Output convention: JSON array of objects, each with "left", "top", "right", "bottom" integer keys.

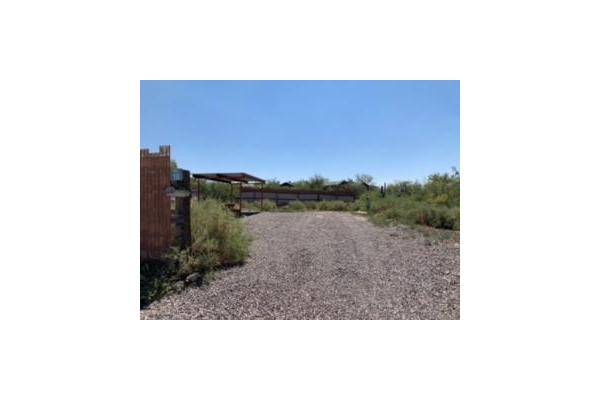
[{"left": 192, "top": 172, "right": 265, "bottom": 184}]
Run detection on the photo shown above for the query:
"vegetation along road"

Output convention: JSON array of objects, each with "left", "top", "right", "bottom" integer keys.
[{"left": 141, "top": 212, "right": 460, "bottom": 320}]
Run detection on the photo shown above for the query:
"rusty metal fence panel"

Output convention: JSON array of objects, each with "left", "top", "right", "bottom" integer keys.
[
  {"left": 140, "top": 146, "right": 172, "bottom": 258},
  {"left": 240, "top": 187, "right": 356, "bottom": 205}
]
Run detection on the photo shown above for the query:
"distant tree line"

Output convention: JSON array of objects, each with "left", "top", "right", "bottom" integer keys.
[{"left": 189, "top": 168, "right": 459, "bottom": 207}]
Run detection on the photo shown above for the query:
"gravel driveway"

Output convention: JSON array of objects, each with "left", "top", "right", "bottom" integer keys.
[{"left": 141, "top": 212, "right": 460, "bottom": 319}]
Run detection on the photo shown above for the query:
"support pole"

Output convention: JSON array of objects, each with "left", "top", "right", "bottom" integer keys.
[{"left": 261, "top": 184, "right": 264, "bottom": 210}]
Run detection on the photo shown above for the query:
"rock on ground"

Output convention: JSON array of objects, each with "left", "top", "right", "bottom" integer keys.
[{"left": 141, "top": 212, "right": 459, "bottom": 320}]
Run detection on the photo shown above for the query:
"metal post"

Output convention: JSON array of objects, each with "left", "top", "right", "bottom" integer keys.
[{"left": 261, "top": 183, "right": 264, "bottom": 210}]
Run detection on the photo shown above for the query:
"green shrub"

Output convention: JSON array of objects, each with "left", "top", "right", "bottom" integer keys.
[
  {"left": 259, "top": 199, "right": 277, "bottom": 211},
  {"left": 141, "top": 199, "right": 253, "bottom": 308},
  {"left": 241, "top": 201, "right": 256, "bottom": 211},
  {"left": 193, "top": 180, "right": 234, "bottom": 202},
  {"left": 450, "top": 208, "right": 460, "bottom": 230},
  {"left": 321, "top": 201, "right": 330, "bottom": 210},
  {"left": 321, "top": 201, "right": 350, "bottom": 211},
  {"left": 315, "top": 201, "right": 327, "bottom": 211},
  {"left": 287, "top": 200, "right": 307, "bottom": 211},
  {"left": 241, "top": 199, "right": 279, "bottom": 212},
  {"left": 189, "top": 199, "right": 251, "bottom": 268},
  {"left": 347, "top": 202, "right": 361, "bottom": 212},
  {"left": 366, "top": 194, "right": 459, "bottom": 230},
  {"left": 273, "top": 200, "right": 358, "bottom": 212},
  {"left": 386, "top": 169, "right": 459, "bottom": 208},
  {"left": 304, "top": 201, "right": 318, "bottom": 210}
]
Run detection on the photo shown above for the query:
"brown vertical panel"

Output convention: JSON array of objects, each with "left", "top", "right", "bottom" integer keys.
[{"left": 140, "top": 147, "right": 172, "bottom": 258}]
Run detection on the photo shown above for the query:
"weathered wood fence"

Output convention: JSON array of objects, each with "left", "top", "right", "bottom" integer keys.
[{"left": 140, "top": 146, "right": 191, "bottom": 258}]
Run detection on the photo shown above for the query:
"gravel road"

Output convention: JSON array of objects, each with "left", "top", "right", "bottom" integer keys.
[{"left": 141, "top": 212, "right": 460, "bottom": 320}]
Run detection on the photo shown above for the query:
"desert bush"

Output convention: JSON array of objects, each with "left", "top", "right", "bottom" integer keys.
[
  {"left": 259, "top": 199, "right": 277, "bottom": 211},
  {"left": 189, "top": 199, "right": 251, "bottom": 268},
  {"left": 182, "top": 199, "right": 251, "bottom": 266},
  {"left": 314, "top": 201, "right": 326, "bottom": 211},
  {"left": 386, "top": 169, "right": 460, "bottom": 207},
  {"left": 141, "top": 199, "right": 252, "bottom": 308},
  {"left": 450, "top": 208, "right": 460, "bottom": 230},
  {"left": 270, "top": 200, "right": 359, "bottom": 212},
  {"left": 259, "top": 169, "right": 460, "bottom": 230},
  {"left": 193, "top": 180, "right": 235, "bottom": 202},
  {"left": 222, "top": 169, "right": 459, "bottom": 229},
  {"left": 317, "top": 200, "right": 350, "bottom": 211},
  {"left": 304, "top": 201, "right": 318, "bottom": 210},
  {"left": 241, "top": 199, "right": 278, "bottom": 212},
  {"left": 287, "top": 200, "right": 307, "bottom": 211},
  {"left": 365, "top": 194, "right": 459, "bottom": 230},
  {"left": 348, "top": 202, "right": 360, "bottom": 211},
  {"left": 316, "top": 201, "right": 331, "bottom": 210},
  {"left": 241, "top": 201, "right": 257, "bottom": 211}
]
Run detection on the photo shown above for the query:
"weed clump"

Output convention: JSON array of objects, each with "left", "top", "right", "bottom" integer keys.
[
  {"left": 186, "top": 199, "right": 251, "bottom": 270},
  {"left": 363, "top": 194, "right": 459, "bottom": 230},
  {"left": 316, "top": 200, "right": 350, "bottom": 211},
  {"left": 304, "top": 201, "right": 318, "bottom": 210},
  {"left": 140, "top": 199, "right": 252, "bottom": 308},
  {"left": 286, "top": 200, "right": 307, "bottom": 211},
  {"left": 259, "top": 199, "right": 277, "bottom": 211}
]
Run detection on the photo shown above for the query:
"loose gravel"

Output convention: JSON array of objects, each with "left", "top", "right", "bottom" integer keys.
[{"left": 140, "top": 212, "right": 460, "bottom": 319}]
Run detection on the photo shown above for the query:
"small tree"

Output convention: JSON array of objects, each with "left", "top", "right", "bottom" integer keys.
[
  {"left": 265, "top": 179, "right": 281, "bottom": 189},
  {"left": 308, "top": 174, "right": 327, "bottom": 189},
  {"left": 354, "top": 173, "right": 374, "bottom": 186}
]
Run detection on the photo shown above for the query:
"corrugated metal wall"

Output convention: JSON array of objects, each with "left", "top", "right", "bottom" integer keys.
[{"left": 140, "top": 146, "right": 172, "bottom": 258}]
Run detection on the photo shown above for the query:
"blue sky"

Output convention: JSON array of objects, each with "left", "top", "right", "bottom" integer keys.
[{"left": 140, "top": 80, "right": 459, "bottom": 184}]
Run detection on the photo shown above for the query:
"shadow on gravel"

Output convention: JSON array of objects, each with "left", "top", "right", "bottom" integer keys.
[
  {"left": 140, "top": 258, "right": 247, "bottom": 310},
  {"left": 140, "top": 258, "right": 179, "bottom": 309},
  {"left": 214, "top": 261, "right": 247, "bottom": 272}
]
